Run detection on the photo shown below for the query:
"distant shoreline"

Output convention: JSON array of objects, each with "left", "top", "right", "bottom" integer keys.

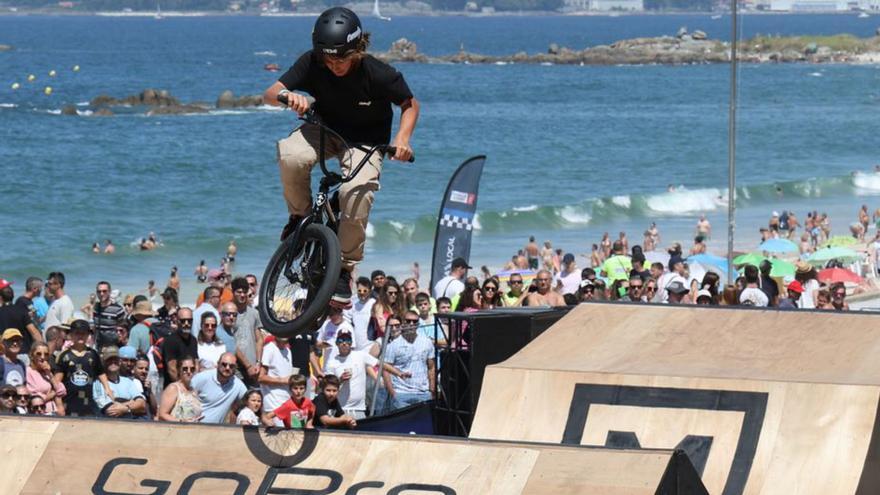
[{"left": 0, "top": 9, "right": 873, "bottom": 17}]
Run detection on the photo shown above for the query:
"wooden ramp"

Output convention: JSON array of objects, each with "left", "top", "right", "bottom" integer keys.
[
  {"left": 469, "top": 303, "right": 880, "bottom": 495},
  {"left": 0, "top": 415, "right": 706, "bottom": 494}
]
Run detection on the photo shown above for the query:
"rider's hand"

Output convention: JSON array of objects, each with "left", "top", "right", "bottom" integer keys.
[
  {"left": 283, "top": 91, "right": 311, "bottom": 117},
  {"left": 391, "top": 137, "right": 413, "bottom": 162}
]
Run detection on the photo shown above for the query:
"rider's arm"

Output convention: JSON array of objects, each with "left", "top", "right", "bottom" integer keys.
[{"left": 391, "top": 97, "right": 419, "bottom": 162}]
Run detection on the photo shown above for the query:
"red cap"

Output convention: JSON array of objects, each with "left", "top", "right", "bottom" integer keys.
[
  {"left": 0, "top": 279, "right": 12, "bottom": 290},
  {"left": 786, "top": 280, "right": 803, "bottom": 294}
]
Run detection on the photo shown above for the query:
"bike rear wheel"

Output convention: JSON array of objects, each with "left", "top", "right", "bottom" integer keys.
[{"left": 259, "top": 223, "right": 341, "bottom": 338}]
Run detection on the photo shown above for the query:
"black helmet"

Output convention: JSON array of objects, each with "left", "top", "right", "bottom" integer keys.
[{"left": 312, "top": 7, "right": 363, "bottom": 56}]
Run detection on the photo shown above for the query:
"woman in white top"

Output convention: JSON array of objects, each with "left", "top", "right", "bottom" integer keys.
[
  {"left": 795, "top": 262, "right": 820, "bottom": 309},
  {"left": 196, "top": 313, "right": 225, "bottom": 370}
]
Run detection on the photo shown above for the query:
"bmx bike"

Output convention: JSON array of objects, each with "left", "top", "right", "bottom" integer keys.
[{"left": 258, "top": 93, "right": 414, "bottom": 338}]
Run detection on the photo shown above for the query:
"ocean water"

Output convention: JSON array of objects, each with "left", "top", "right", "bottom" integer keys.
[{"left": 1, "top": 13, "right": 879, "bottom": 303}]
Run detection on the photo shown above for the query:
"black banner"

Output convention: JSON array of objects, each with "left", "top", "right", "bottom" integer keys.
[{"left": 429, "top": 156, "right": 486, "bottom": 291}]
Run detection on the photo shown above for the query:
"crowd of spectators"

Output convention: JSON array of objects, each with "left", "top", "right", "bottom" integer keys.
[{"left": 0, "top": 228, "right": 860, "bottom": 426}]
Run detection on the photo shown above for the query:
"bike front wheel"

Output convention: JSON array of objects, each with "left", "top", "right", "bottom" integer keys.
[{"left": 259, "top": 223, "right": 341, "bottom": 338}]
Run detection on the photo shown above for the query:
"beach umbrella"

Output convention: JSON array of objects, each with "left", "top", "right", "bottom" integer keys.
[
  {"left": 733, "top": 252, "right": 766, "bottom": 266},
  {"left": 758, "top": 238, "right": 798, "bottom": 253},
  {"left": 818, "top": 267, "right": 862, "bottom": 284},
  {"left": 687, "top": 254, "right": 735, "bottom": 276},
  {"left": 768, "top": 259, "right": 796, "bottom": 278},
  {"left": 807, "top": 247, "right": 862, "bottom": 264},
  {"left": 822, "top": 236, "right": 858, "bottom": 249}
]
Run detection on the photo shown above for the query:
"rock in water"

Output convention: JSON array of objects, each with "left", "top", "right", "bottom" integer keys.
[
  {"left": 216, "top": 90, "right": 236, "bottom": 108},
  {"left": 61, "top": 105, "right": 78, "bottom": 116},
  {"left": 692, "top": 30, "right": 707, "bottom": 40},
  {"left": 548, "top": 43, "right": 560, "bottom": 55},
  {"left": 676, "top": 27, "right": 688, "bottom": 39},
  {"left": 0, "top": 44, "right": 13, "bottom": 51}
]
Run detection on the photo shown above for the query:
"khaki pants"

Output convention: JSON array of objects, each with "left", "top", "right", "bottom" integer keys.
[{"left": 277, "top": 124, "right": 382, "bottom": 271}]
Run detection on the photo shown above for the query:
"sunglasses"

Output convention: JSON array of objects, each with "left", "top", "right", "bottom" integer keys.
[
  {"left": 178, "top": 318, "right": 193, "bottom": 326},
  {"left": 509, "top": 280, "right": 523, "bottom": 285},
  {"left": 181, "top": 366, "right": 196, "bottom": 373},
  {"left": 219, "top": 362, "right": 236, "bottom": 369},
  {"left": 386, "top": 291, "right": 398, "bottom": 296},
  {"left": 1, "top": 392, "right": 15, "bottom": 399},
  {"left": 336, "top": 340, "right": 352, "bottom": 345},
  {"left": 405, "top": 318, "right": 420, "bottom": 323},
  {"left": 483, "top": 287, "right": 497, "bottom": 291},
  {"left": 221, "top": 311, "right": 237, "bottom": 317},
  {"left": 16, "top": 394, "right": 30, "bottom": 401},
  {"left": 29, "top": 404, "right": 46, "bottom": 412},
  {"left": 203, "top": 323, "right": 217, "bottom": 329}
]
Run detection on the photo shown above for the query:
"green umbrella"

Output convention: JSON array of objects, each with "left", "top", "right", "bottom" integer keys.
[
  {"left": 768, "top": 258, "right": 795, "bottom": 278},
  {"left": 733, "top": 253, "right": 766, "bottom": 266},
  {"left": 807, "top": 247, "right": 862, "bottom": 264},
  {"left": 822, "top": 236, "right": 858, "bottom": 248}
]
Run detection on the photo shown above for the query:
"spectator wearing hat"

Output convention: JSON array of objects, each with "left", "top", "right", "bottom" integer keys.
[
  {"left": 1, "top": 328, "right": 28, "bottom": 386},
  {"left": 156, "top": 287, "right": 179, "bottom": 322},
  {"left": 656, "top": 257, "right": 687, "bottom": 303},
  {"left": 127, "top": 299, "right": 156, "bottom": 356},
  {"left": 778, "top": 281, "right": 803, "bottom": 309},
  {"left": 695, "top": 289, "right": 714, "bottom": 305},
  {"left": 432, "top": 258, "right": 471, "bottom": 300},
  {"left": 44, "top": 272, "right": 74, "bottom": 330},
  {"left": 601, "top": 241, "right": 632, "bottom": 285},
  {"left": 26, "top": 342, "right": 66, "bottom": 415},
  {"left": 92, "top": 345, "right": 147, "bottom": 419},
  {"left": 665, "top": 281, "right": 691, "bottom": 305},
  {"left": 54, "top": 320, "right": 106, "bottom": 417},
  {"left": 93, "top": 281, "right": 126, "bottom": 352},
  {"left": 0, "top": 279, "right": 42, "bottom": 360},
  {"left": 325, "top": 329, "right": 407, "bottom": 419},
  {"left": 554, "top": 254, "right": 581, "bottom": 296}
]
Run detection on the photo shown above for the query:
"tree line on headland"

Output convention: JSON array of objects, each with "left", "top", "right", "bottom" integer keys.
[{"left": 5, "top": 0, "right": 714, "bottom": 12}]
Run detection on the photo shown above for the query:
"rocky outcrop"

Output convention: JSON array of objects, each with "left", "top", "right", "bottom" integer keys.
[
  {"left": 375, "top": 33, "right": 880, "bottom": 66},
  {"left": 216, "top": 90, "right": 263, "bottom": 108},
  {"left": 61, "top": 105, "right": 78, "bottom": 116},
  {"left": 90, "top": 88, "right": 180, "bottom": 107}
]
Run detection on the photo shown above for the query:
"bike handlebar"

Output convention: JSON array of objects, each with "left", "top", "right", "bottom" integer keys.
[{"left": 276, "top": 91, "right": 414, "bottom": 163}]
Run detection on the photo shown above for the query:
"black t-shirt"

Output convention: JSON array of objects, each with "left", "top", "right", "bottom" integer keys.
[
  {"left": 0, "top": 302, "right": 34, "bottom": 354},
  {"left": 290, "top": 332, "right": 316, "bottom": 378},
  {"left": 278, "top": 52, "right": 413, "bottom": 145},
  {"left": 313, "top": 393, "right": 344, "bottom": 429},
  {"left": 760, "top": 275, "right": 779, "bottom": 306},
  {"left": 57, "top": 347, "right": 104, "bottom": 417},
  {"left": 161, "top": 332, "right": 199, "bottom": 385}
]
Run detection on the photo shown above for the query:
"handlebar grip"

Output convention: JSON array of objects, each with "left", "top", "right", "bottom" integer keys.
[
  {"left": 384, "top": 146, "right": 415, "bottom": 163},
  {"left": 276, "top": 92, "right": 316, "bottom": 109}
]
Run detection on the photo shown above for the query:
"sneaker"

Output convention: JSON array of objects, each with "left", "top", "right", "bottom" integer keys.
[
  {"left": 280, "top": 215, "right": 303, "bottom": 241},
  {"left": 330, "top": 269, "right": 352, "bottom": 307}
]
